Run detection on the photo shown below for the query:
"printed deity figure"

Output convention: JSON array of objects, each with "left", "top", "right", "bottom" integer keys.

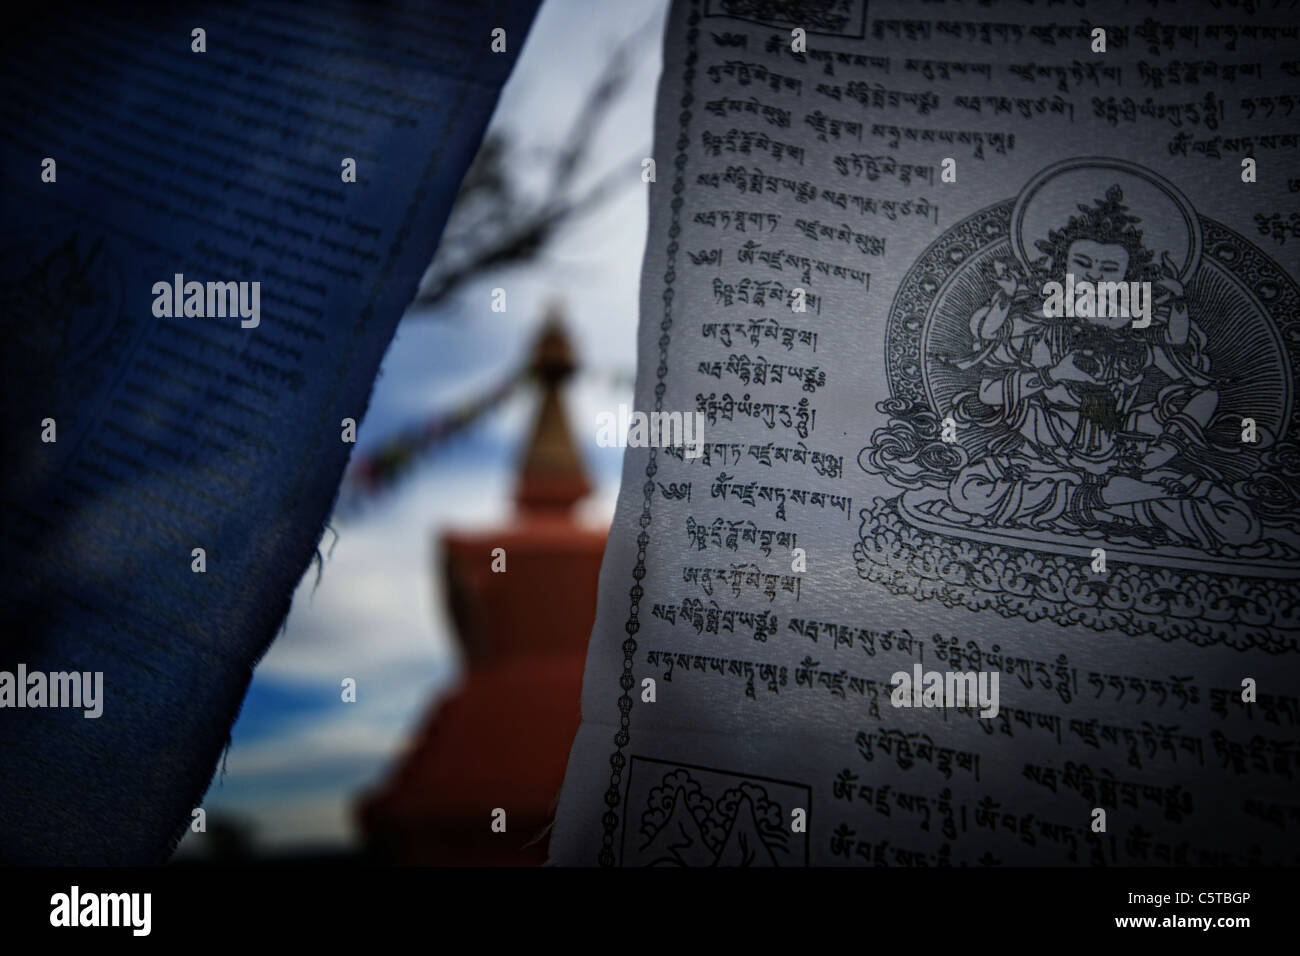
[{"left": 947, "top": 186, "right": 1259, "bottom": 550}]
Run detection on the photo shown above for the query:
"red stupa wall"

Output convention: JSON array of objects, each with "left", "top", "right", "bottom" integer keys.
[{"left": 356, "top": 314, "right": 606, "bottom": 865}]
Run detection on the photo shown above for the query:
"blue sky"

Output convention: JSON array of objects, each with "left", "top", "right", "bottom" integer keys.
[{"left": 178, "top": 0, "right": 669, "bottom": 854}]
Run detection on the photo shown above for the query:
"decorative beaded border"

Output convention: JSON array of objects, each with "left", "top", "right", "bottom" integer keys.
[{"left": 599, "top": 1, "right": 702, "bottom": 867}]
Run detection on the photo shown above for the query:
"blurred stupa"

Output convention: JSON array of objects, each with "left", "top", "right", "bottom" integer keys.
[{"left": 356, "top": 308, "right": 606, "bottom": 864}]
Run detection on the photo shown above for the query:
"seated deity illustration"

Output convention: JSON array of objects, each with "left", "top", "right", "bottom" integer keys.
[
  {"left": 861, "top": 158, "right": 1300, "bottom": 579},
  {"left": 947, "top": 183, "right": 1257, "bottom": 551}
]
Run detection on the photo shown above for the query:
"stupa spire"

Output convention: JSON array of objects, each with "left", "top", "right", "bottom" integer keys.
[{"left": 515, "top": 305, "right": 591, "bottom": 514}]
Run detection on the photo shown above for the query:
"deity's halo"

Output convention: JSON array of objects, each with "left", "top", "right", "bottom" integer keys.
[{"left": 1010, "top": 157, "right": 1201, "bottom": 283}]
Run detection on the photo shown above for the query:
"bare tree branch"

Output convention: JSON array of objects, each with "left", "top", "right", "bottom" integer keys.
[
  {"left": 408, "top": 17, "right": 659, "bottom": 315},
  {"left": 412, "top": 156, "right": 641, "bottom": 308}
]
